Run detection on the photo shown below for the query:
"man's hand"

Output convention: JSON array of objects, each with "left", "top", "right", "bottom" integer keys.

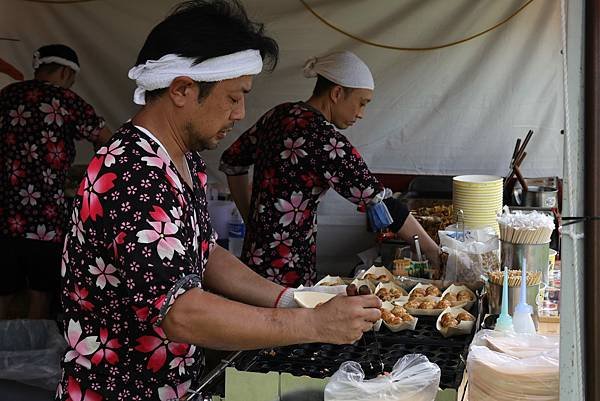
[{"left": 310, "top": 294, "right": 381, "bottom": 344}]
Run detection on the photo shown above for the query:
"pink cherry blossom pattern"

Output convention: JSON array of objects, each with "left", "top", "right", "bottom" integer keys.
[
  {"left": 106, "top": 231, "right": 126, "bottom": 259},
  {"left": 196, "top": 171, "right": 207, "bottom": 188},
  {"left": 324, "top": 171, "right": 340, "bottom": 187},
  {"left": 134, "top": 327, "right": 188, "bottom": 373},
  {"left": 25, "top": 224, "right": 56, "bottom": 241},
  {"left": 9, "top": 105, "right": 31, "bottom": 126},
  {"left": 65, "top": 375, "right": 103, "bottom": 401},
  {"left": 157, "top": 380, "right": 191, "bottom": 401},
  {"left": 272, "top": 244, "right": 299, "bottom": 269},
  {"left": 97, "top": 139, "right": 125, "bottom": 167},
  {"left": 7, "top": 214, "right": 26, "bottom": 234},
  {"left": 168, "top": 345, "right": 196, "bottom": 375},
  {"left": 260, "top": 168, "right": 279, "bottom": 194},
  {"left": 348, "top": 186, "right": 375, "bottom": 208},
  {"left": 136, "top": 206, "right": 185, "bottom": 260},
  {"left": 64, "top": 320, "right": 100, "bottom": 370},
  {"left": 8, "top": 159, "right": 26, "bottom": 186},
  {"left": 269, "top": 231, "right": 292, "bottom": 249},
  {"left": 323, "top": 137, "right": 346, "bottom": 159},
  {"left": 246, "top": 243, "right": 264, "bottom": 266},
  {"left": 41, "top": 130, "right": 57, "bottom": 144},
  {"left": 69, "top": 284, "right": 95, "bottom": 311},
  {"left": 20, "top": 142, "right": 38, "bottom": 162},
  {"left": 42, "top": 168, "right": 57, "bottom": 185},
  {"left": 77, "top": 156, "right": 117, "bottom": 222},
  {"left": 19, "top": 184, "right": 40, "bottom": 206},
  {"left": 39, "top": 98, "right": 67, "bottom": 126},
  {"left": 274, "top": 191, "right": 309, "bottom": 227},
  {"left": 45, "top": 140, "right": 67, "bottom": 169},
  {"left": 137, "top": 137, "right": 182, "bottom": 191},
  {"left": 88, "top": 257, "right": 121, "bottom": 289},
  {"left": 282, "top": 271, "right": 301, "bottom": 286},
  {"left": 70, "top": 208, "right": 85, "bottom": 244},
  {"left": 91, "top": 328, "right": 121, "bottom": 366},
  {"left": 282, "top": 105, "right": 312, "bottom": 132},
  {"left": 280, "top": 137, "right": 307, "bottom": 165}
]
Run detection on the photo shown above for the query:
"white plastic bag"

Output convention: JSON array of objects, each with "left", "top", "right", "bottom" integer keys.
[
  {"left": 324, "top": 354, "right": 440, "bottom": 401},
  {"left": 0, "top": 319, "right": 66, "bottom": 390},
  {"left": 439, "top": 226, "right": 499, "bottom": 282},
  {"left": 467, "top": 330, "right": 559, "bottom": 401},
  {"left": 470, "top": 329, "right": 559, "bottom": 358},
  {"left": 467, "top": 346, "right": 559, "bottom": 401}
]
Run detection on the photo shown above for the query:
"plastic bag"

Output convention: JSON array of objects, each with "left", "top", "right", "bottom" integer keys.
[
  {"left": 0, "top": 319, "right": 66, "bottom": 390},
  {"left": 470, "top": 329, "right": 559, "bottom": 358},
  {"left": 439, "top": 226, "right": 499, "bottom": 282},
  {"left": 467, "top": 329, "right": 559, "bottom": 401},
  {"left": 467, "top": 346, "right": 558, "bottom": 401},
  {"left": 324, "top": 354, "right": 440, "bottom": 401}
]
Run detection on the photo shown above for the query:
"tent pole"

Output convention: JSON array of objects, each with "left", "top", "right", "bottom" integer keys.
[
  {"left": 585, "top": 0, "right": 600, "bottom": 399},
  {"left": 560, "top": 0, "right": 585, "bottom": 399}
]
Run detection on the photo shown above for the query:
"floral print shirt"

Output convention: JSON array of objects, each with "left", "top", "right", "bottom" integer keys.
[
  {"left": 220, "top": 102, "right": 383, "bottom": 287},
  {"left": 57, "top": 123, "right": 216, "bottom": 401},
  {"left": 0, "top": 79, "right": 105, "bottom": 243}
]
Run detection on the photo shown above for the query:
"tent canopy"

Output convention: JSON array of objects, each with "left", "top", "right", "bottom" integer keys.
[{"left": 0, "top": 0, "right": 564, "bottom": 182}]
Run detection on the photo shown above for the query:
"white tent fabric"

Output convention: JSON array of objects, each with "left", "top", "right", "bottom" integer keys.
[
  {"left": 0, "top": 0, "right": 564, "bottom": 271},
  {"left": 0, "top": 0, "right": 563, "bottom": 179}
]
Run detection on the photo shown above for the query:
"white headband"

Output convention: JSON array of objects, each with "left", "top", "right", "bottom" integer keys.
[
  {"left": 303, "top": 51, "right": 374, "bottom": 90},
  {"left": 128, "top": 49, "right": 263, "bottom": 105},
  {"left": 32, "top": 51, "right": 80, "bottom": 72}
]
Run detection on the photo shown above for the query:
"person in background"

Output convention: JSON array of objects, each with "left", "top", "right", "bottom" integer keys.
[
  {"left": 220, "top": 51, "right": 440, "bottom": 287},
  {"left": 0, "top": 44, "right": 111, "bottom": 319},
  {"left": 57, "top": 2, "right": 380, "bottom": 400}
]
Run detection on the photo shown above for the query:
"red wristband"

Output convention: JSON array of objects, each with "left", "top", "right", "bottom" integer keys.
[{"left": 274, "top": 287, "right": 288, "bottom": 308}]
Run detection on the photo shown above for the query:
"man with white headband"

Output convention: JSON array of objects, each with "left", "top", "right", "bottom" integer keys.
[
  {"left": 220, "top": 51, "right": 440, "bottom": 287},
  {"left": 0, "top": 44, "right": 111, "bottom": 320},
  {"left": 58, "top": 2, "right": 380, "bottom": 400}
]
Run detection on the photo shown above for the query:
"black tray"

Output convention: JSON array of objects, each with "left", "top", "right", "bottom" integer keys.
[{"left": 238, "top": 308, "right": 478, "bottom": 390}]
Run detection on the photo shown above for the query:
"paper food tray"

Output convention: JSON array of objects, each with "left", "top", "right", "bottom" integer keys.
[
  {"left": 436, "top": 306, "right": 475, "bottom": 337},
  {"left": 293, "top": 292, "right": 336, "bottom": 308}
]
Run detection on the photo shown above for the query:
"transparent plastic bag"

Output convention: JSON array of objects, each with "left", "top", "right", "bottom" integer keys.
[
  {"left": 0, "top": 319, "right": 66, "bottom": 390},
  {"left": 467, "top": 330, "right": 559, "bottom": 401},
  {"left": 324, "top": 354, "right": 440, "bottom": 401},
  {"left": 467, "top": 346, "right": 559, "bottom": 401},
  {"left": 470, "top": 329, "right": 559, "bottom": 358},
  {"left": 439, "top": 226, "right": 499, "bottom": 282}
]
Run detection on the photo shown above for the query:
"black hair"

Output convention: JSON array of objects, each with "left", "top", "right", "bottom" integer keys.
[
  {"left": 35, "top": 63, "right": 64, "bottom": 75},
  {"left": 136, "top": 0, "right": 279, "bottom": 103},
  {"left": 36, "top": 44, "right": 79, "bottom": 67},
  {"left": 312, "top": 75, "right": 353, "bottom": 98}
]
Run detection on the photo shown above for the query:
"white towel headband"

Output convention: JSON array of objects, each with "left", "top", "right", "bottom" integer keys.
[
  {"left": 303, "top": 51, "right": 374, "bottom": 90},
  {"left": 32, "top": 51, "right": 80, "bottom": 72},
  {"left": 128, "top": 49, "right": 263, "bottom": 105}
]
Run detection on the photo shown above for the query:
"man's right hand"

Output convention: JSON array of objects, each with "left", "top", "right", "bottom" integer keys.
[{"left": 311, "top": 293, "right": 381, "bottom": 344}]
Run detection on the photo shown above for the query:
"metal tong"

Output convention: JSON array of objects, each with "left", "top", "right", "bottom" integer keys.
[
  {"left": 185, "top": 351, "right": 242, "bottom": 400},
  {"left": 346, "top": 283, "right": 385, "bottom": 375}
]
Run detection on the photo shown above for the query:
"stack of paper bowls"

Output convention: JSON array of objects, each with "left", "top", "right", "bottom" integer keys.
[{"left": 453, "top": 175, "right": 503, "bottom": 232}]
